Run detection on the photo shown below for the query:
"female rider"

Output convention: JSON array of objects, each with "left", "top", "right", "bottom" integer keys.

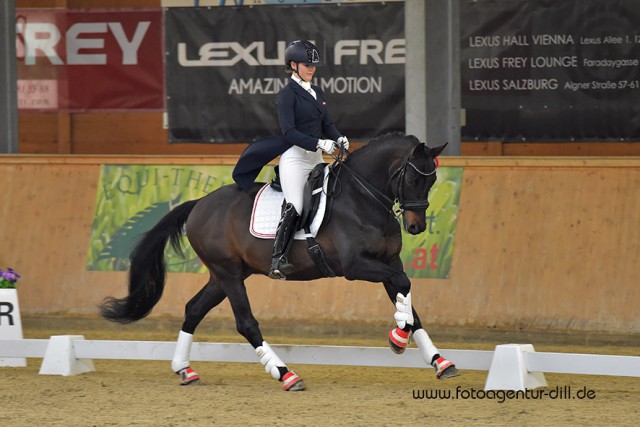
[{"left": 268, "top": 40, "right": 348, "bottom": 279}]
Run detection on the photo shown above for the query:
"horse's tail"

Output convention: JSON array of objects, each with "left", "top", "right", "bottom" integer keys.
[{"left": 100, "top": 199, "right": 200, "bottom": 323}]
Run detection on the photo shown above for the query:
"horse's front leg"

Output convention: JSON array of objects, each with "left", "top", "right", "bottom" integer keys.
[
  {"left": 218, "top": 266, "right": 305, "bottom": 392},
  {"left": 343, "top": 255, "right": 415, "bottom": 333},
  {"left": 344, "top": 255, "right": 458, "bottom": 379},
  {"left": 382, "top": 280, "right": 459, "bottom": 379}
]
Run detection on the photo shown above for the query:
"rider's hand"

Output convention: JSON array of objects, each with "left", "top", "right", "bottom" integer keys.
[
  {"left": 337, "top": 136, "right": 349, "bottom": 151},
  {"left": 317, "top": 139, "right": 337, "bottom": 155}
]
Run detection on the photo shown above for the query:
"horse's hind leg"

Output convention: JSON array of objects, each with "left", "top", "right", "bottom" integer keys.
[
  {"left": 218, "top": 266, "right": 305, "bottom": 391},
  {"left": 172, "top": 276, "right": 227, "bottom": 385},
  {"left": 382, "top": 280, "right": 458, "bottom": 379}
]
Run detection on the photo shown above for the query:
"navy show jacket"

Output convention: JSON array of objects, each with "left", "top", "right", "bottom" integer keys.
[{"left": 232, "top": 80, "right": 341, "bottom": 190}]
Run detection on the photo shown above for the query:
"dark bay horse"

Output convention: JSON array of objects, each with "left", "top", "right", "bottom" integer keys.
[{"left": 101, "top": 132, "right": 457, "bottom": 391}]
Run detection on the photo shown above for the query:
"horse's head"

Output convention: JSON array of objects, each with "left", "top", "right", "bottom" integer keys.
[{"left": 394, "top": 142, "right": 448, "bottom": 235}]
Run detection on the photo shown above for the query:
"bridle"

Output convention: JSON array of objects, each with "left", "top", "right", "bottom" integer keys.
[
  {"left": 389, "top": 144, "right": 437, "bottom": 212},
  {"left": 328, "top": 143, "right": 437, "bottom": 217}
]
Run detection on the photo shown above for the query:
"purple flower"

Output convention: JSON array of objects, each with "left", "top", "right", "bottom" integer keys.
[{"left": 0, "top": 267, "right": 21, "bottom": 288}]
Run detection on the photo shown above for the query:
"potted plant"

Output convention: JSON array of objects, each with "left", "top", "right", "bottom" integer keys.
[{"left": 0, "top": 267, "right": 21, "bottom": 289}]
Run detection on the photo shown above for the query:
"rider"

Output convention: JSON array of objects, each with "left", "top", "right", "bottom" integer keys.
[{"left": 268, "top": 40, "right": 349, "bottom": 279}]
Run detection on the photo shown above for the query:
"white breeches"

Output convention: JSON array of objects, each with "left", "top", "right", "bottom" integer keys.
[{"left": 279, "top": 145, "right": 324, "bottom": 215}]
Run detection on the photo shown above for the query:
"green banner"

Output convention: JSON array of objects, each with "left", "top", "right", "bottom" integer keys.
[
  {"left": 400, "top": 166, "right": 463, "bottom": 278},
  {"left": 88, "top": 164, "right": 462, "bottom": 278}
]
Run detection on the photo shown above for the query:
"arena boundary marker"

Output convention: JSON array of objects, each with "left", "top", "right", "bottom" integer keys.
[{"left": 2, "top": 336, "right": 640, "bottom": 391}]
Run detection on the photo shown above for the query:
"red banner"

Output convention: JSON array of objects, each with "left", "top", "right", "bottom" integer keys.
[{"left": 16, "top": 9, "right": 163, "bottom": 111}]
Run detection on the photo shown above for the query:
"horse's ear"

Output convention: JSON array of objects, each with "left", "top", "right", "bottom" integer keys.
[{"left": 425, "top": 142, "right": 448, "bottom": 158}]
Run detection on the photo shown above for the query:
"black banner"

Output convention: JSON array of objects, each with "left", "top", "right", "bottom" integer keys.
[
  {"left": 165, "top": 4, "right": 405, "bottom": 143},
  {"left": 461, "top": 0, "right": 640, "bottom": 141}
]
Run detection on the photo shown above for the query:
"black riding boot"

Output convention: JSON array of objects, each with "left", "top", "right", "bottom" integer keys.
[{"left": 268, "top": 203, "right": 299, "bottom": 280}]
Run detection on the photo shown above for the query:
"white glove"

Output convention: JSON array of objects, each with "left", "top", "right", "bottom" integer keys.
[
  {"left": 317, "top": 139, "right": 337, "bottom": 154},
  {"left": 337, "top": 136, "right": 349, "bottom": 151}
]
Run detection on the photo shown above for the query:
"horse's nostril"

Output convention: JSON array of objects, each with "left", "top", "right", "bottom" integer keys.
[{"left": 406, "top": 222, "right": 426, "bottom": 235}]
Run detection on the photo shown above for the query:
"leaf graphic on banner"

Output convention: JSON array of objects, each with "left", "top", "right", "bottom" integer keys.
[{"left": 97, "top": 196, "right": 181, "bottom": 262}]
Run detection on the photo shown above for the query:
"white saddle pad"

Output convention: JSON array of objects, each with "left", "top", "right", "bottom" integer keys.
[{"left": 250, "top": 166, "right": 329, "bottom": 240}]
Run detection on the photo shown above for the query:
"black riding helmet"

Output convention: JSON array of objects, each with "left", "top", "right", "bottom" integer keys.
[{"left": 285, "top": 40, "right": 321, "bottom": 72}]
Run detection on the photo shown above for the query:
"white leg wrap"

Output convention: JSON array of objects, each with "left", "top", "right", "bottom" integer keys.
[
  {"left": 413, "top": 328, "right": 439, "bottom": 363},
  {"left": 256, "top": 341, "right": 286, "bottom": 380},
  {"left": 393, "top": 292, "right": 414, "bottom": 329},
  {"left": 171, "top": 331, "right": 193, "bottom": 372}
]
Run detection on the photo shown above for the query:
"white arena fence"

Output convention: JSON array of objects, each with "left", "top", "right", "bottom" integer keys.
[{"left": 2, "top": 336, "right": 640, "bottom": 390}]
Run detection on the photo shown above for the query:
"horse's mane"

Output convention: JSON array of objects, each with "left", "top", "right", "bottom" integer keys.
[{"left": 345, "top": 132, "right": 421, "bottom": 165}]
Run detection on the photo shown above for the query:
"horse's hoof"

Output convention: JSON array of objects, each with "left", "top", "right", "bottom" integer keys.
[
  {"left": 282, "top": 371, "right": 306, "bottom": 391},
  {"left": 433, "top": 357, "right": 459, "bottom": 379},
  {"left": 388, "top": 338, "right": 406, "bottom": 354},
  {"left": 439, "top": 365, "right": 459, "bottom": 379},
  {"left": 388, "top": 328, "right": 411, "bottom": 354},
  {"left": 177, "top": 367, "right": 200, "bottom": 386},
  {"left": 285, "top": 379, "right": 306, "bottom": 391}
]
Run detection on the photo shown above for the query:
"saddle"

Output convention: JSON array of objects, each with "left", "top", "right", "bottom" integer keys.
[
  {"left": 266, "top": 163, "right": 328, "bottom": 234},
  {"left": 254, "top": 164, "right": 335, "bottom": 277}
]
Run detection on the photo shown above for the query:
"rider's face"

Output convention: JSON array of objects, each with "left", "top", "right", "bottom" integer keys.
[{"left": 294, "top": 62, "right": 316, "bottom": 81}]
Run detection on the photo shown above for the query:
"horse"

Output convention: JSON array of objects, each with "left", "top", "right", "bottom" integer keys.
[{"left": 100, "top": 132, "right": 458, "bottom": 391}]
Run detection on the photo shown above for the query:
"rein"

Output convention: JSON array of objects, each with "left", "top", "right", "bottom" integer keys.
[{"left": 327, "top": 143, "right": 436, "bottom": 217}]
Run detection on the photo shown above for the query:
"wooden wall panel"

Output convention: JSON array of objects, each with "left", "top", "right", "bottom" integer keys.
[
  {"left": 18, "top": 113, "right": 59, "bottom": 153},
  {"left": 443, "top": 165, "right": 640, "bottom": 331},
  {"left": 2, "top": 156, "right": 639, "bottom": 332},
  {"left": 69, "top": 113, "right": 250, "bottom": 155},
  {"left": 462, "top": 142, "right": 640, "bottom": 156}
]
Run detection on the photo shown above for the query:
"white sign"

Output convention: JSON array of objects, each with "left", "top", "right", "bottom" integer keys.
[
  {"left": 17, "top": 79, "right": 58, "bottom": 110},
  {"left": 0, "top": 289, "right": 26, "bottom": 367}
]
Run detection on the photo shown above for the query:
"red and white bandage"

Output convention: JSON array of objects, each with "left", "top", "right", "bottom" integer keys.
[
  {"left": 177, "top": 367, "right": 200, "bottom": 385},
  {"left": 388, "top": 327, "right": 411, "bottom": 350},
  {"left": 281, "top": 370, "right": 303, "bottom": 391},
  {"left": 433, "top": 356, "right": 454, "bottom": 378}
]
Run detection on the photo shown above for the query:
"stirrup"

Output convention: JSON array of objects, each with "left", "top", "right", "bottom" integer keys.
[
  {"left": 268, "top": 269, "right": 286, "bottom": 280},
  {"left": 268, "top": 260, "right": 294, "bottom": 280}
]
